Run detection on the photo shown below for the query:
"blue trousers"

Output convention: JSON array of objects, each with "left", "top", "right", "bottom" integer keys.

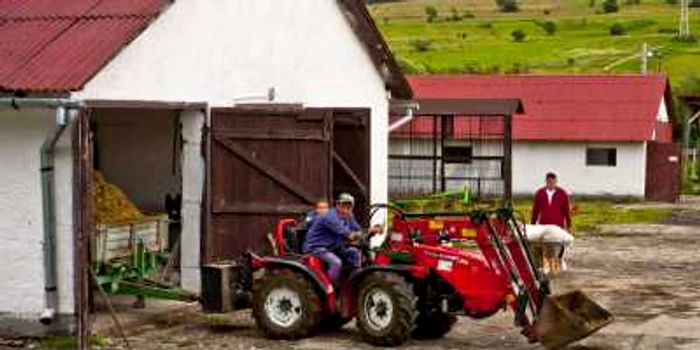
[{"left": 313, "top": 246, "right": 360, "bottom": 282}]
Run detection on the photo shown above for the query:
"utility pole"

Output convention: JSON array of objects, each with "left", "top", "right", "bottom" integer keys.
[{"left": 680, "top": 0, "right": 691, "bottom": 38}]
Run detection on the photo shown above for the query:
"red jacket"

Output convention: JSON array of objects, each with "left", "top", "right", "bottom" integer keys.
[{"left": 531, "top": 187, "right": 571, "bottom": 229}]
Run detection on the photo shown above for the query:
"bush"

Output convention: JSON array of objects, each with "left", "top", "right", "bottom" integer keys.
[
  {"left": 506, "top": 63, "right": 531, "bottom": 74},
  {"left": 463, "top": 10, "right": 476, "bottom": 18},
  {"left": 448, "top": 7, "right": 462, "bottom": 21},
  {"left": 425, "top": 6, "right": 439, "bottom": 22},
  {"left": 478, "top": 22, "right": 494, "bottom": 29},
  {"left": 589, "top": 0, "right": 596, "bottom": 7},
  {"left": 457, "top": 32, "right": 468, "bottom": 39},
  {"left": 567, "top": 57, "right": 576, "bottom": 66},
  {"left": 691, "top": 0, "right": 700, "bottom": 7},
  {"left": 536, "top": 20, "right": 558, "bottom": 35},
  {"left": 609, "top": 23, "right": 626, "bottom": 35},
  {"left": 397, "top": 57, "right": 426, "bottom": 74},
  {"left": 543, "top": 8, "right": 551, "bottom": 15},
  {"left": 658, "top": 27, "right": 676, "bottom": 34},
  {"left": 665, "top": 0, "right": 678, "bottom": 4},
  {"left": 511, "top": 29, "right": 527, "bottom": 42},
  {"left": 497, "top": 0, "right": 520, "bottom": 12},
  {"left": 602, "top": 0, "right": 619, "bottom": 13},
  {"left": 673, "top": 35, "right": 699, "bottom": 43},
  {"left": 410, "top": 38, "right": 434, "bottom": 52}
]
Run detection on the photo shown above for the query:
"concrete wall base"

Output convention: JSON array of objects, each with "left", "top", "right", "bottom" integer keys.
[{"left": 0, "top": 313, "right": 74, "bottom": 337}]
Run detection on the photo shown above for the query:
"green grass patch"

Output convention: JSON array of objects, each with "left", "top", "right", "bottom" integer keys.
[
  {"left": 370, "top": 0, "right": 700, "bottom": 88},
  {"left": 393, "top": 193, "right": 672, "bottom": 234},
  {"left": 513, "top": 199, "right": 672, "bottom": 233},
  {"left": 40, "top": 336, "right": 106, "bottom": 350}
]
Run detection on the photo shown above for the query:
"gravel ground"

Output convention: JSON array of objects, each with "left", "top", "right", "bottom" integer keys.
[{"left": 6, "top": 206, "right": 700, "bottom": 350}]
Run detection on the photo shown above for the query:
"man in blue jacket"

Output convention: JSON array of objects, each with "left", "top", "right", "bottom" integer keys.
[{"left": 303, "top": 193, "right": 373, "bottom": 284}]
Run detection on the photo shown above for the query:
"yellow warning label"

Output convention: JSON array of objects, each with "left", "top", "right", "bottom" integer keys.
[
  {"left": 461, "top": 228, "right": 477, "bottom": 238},
  {"left": 428, "top": 220, "right": 443, "bottom": 230}
]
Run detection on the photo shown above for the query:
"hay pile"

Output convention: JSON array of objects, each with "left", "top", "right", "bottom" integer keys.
[{"left": 93, "top": 171, "right": 143, "bottom": 225}]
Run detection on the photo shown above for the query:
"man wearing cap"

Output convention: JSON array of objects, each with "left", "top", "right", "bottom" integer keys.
[{"left": 303, "top": 193, "right": 376, "bottom": 284}]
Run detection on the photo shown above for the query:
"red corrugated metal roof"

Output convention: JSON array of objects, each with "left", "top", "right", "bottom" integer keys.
[
  {"left": 0, "top": 0, "right": 167, "bottom": 93},
  {"left": 403, "top": 75, "right": 672, "bottom": 142}
]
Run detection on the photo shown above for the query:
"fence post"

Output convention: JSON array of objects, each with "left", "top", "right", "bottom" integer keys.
[{"left": 503, "top": 113, "right": 513, "bottom": 203}]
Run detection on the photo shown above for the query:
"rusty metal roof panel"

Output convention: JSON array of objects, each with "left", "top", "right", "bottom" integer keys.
[
  {"left": 0, "top": 0, "right": 101, "bottom": 20},
  {"left": 0, "top": 18, "right": 73, "bottom": 79},
  {"left": 0, "top": 0, "right": 166, "bottom": 93},
  {"left": 2, "top": 17, "right": 151, "bottom": 92},
  {"left": 86, "top": 0, "right": 164, "bottom": 17}
]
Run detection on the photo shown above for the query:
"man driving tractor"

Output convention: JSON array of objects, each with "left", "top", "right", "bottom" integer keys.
[{"left": 302, "top": 193, "right": 378, "bottom": 284}]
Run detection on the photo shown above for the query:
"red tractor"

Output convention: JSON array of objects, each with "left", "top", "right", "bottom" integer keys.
[{"left": 227, "top": 205, "right": 612, "bottom": 349}]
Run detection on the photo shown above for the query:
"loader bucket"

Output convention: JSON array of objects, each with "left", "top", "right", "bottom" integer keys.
[{"left": 536, "top": 290, "right": 613, "bottom": 349}]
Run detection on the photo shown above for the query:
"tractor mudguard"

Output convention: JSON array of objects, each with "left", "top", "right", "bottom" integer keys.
[
  {"left": 350, "top": 265, "right": 427, "bottom": 286},
  {"left": 257, "top": 257, "right": 330, "bottom": 294},
  {"left": 254, "top": 256, "right": 338, "bottom": 312}
]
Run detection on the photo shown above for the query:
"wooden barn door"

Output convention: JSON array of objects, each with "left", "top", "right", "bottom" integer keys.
[
  {"left": 645, "top": 142, "right": 682, "bottom": 202},
  {"left": 332, "top": 109, "right": 371, "bottom": 226},
  {"left": 206, "top": 107, "right": 333, "bottom": 262}
]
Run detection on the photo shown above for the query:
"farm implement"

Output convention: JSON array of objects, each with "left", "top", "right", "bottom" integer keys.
[{"left": 203, "top": 204, "right": 613, "bottom": 349}]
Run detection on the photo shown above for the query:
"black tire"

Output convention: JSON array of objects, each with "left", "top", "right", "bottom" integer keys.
[
  {"left": 356, "top": 272, "right": 417, "bottom": 346},
  {"left": 413, "top": 312, "right": 457, "bottom": 339},
  {"left": 252, "top": 269, "right": 323, "bottom": 339},
  {"left": 320, "top": 314, "right": 353, "bottom": 332}
]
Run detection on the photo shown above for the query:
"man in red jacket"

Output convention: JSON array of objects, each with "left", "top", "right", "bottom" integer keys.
[
  {"left": 531, "top": 172, "right": 571, "bottom": 229},
  {"left": 531, "top": 172, "right": 571, "bottom": 274}
]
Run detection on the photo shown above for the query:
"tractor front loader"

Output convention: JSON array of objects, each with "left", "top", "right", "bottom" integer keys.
[{"left": 202, "top": 205, "right": 612, "bottom": 349}]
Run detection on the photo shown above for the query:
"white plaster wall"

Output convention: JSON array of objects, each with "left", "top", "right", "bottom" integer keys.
[
  {"left": 0, "top": 109, "right": 74, "bottom": 328},
  {"left": 94, "top": 109, "right": 180, "bottom": 212},
  {"left": 513, "top": 141, "right": 647, "bottom": 197},
  {"left": 74, "top": 0, "right": 390, "bottom": 207},
  {"left": 179, "top": 109, "right": 206, "bottom": 293}
]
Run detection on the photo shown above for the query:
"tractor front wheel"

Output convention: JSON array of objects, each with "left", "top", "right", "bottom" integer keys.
[
  {"left": 252, "top": 270, "right": 322, "bottom": 339},
  {"left": 356, "top": 272, "right": 417, "bottom": 346},
  {"left": 413, "top": 312, "right": 457, "bottom": 339}
]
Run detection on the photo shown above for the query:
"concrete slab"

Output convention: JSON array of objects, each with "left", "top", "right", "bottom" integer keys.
[{"left": 92, "top": 294, "right": 197, "bottom": 336}]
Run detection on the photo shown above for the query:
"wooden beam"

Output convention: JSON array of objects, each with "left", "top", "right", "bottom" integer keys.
[
  {"left": 212, "top": 129, "right": 328, "bottom": 142},
  {"left": 212, "top": 203, "right": 311, "bottom": 215},
  {"left": 333, "top": 152, "right": 368, "bottom": 196},
  {"left": 213, "top": 137, "right": 317, "bottom": 204}
]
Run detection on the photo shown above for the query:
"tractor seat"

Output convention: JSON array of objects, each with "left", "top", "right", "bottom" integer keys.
[{"left": 281, "top": 223, "right": 309, "bottom": 255}]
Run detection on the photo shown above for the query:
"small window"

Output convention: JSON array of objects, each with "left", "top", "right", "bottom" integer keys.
[
  {"left": 586, "top": 148, "right": 617, "bottom": 167},
  {"left": 443, "top": 146, "right": 473, "bottom": 164}
]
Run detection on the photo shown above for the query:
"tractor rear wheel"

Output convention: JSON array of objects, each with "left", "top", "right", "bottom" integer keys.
[
  {"left": 252, "top": 270, "right": 322, "bottom": 339},
  {"left": 356, "top": 272, "right": 417, "bottom": 346},
  {"left": 413, "top": 312, "right": 457, "bottom": 339}
]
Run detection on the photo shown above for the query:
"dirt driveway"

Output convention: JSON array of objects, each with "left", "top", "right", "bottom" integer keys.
[{"left": 85, "top": 208, "right": 700, "bottom": 350}]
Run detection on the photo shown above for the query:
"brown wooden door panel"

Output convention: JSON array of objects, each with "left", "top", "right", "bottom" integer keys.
[
  {"left": 645, "top": 142, "right": 681, "bottom": 202},
  {"left": 206, "top": 108, "right": 332, "bottom": 262},
  {"left": 331, "top": 108, "right": 371, "bottom": 226}
]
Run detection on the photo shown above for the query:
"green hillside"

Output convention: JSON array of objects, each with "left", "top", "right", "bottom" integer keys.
[{"left": 369, "top": 0, "right": 700, "bottom": 89}]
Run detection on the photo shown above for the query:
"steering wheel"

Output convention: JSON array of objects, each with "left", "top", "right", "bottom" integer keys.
[{"left": 365, "top": 203, "right": 407, "bottom": 253}]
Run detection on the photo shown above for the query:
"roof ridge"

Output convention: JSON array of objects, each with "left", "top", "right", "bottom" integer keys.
[{"left": 0, "top": 13, "right": 157, "bottom": 22}]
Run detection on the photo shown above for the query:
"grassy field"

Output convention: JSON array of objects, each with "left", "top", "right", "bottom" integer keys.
[
  {"left": 369, "top": 0, "right": 700, "bottom": 87},
  {"left": 512, "top": 199, "right": 673, "bottom": 233},
  {"left": 393, "top": 196, "right": 672, "bottom": 233}
]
